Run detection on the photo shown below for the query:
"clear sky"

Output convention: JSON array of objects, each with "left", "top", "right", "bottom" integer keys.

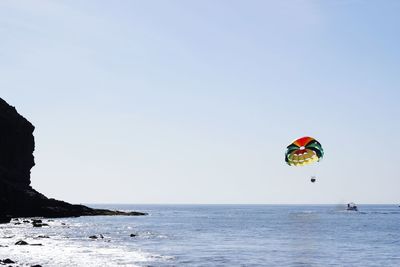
[{"left": 1, "top": 1, "right": 399, "bottom": 204}]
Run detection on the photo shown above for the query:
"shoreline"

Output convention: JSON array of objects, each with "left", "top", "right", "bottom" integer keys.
[{"left": 0, "top": 215, "right": 149, "bottom": 267}]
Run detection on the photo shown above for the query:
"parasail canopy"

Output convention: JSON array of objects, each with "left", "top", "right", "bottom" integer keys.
[{"left": 285, "top": 136, "right": 324, "bottom": 166}]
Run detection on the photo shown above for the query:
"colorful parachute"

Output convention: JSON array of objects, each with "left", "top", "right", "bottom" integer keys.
[{"left": 285, "top": 136, "right": 324, "bottom": 166}]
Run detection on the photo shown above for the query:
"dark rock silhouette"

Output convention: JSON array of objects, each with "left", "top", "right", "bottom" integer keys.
[
  {"left": 35, "top": 235, "right": 50, "bottom": 239},
  {"left": 15, "top": 240, "right": 29, "bottom": 245},
  {"left": 32, "top": 222, "right": 49, "bottom": 227},
  {"left": 1, "top": 258, "right": 15, "bottom": 264},
  {"left": 0, "top": 217, "right": 11, "bottom": 224},
  {"left": 0, "top": 97, "right": 146, "bottom": 221}
]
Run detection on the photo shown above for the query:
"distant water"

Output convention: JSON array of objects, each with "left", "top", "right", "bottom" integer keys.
[{"left": 1, "top": 205, "right": 400, "bottom": 266}]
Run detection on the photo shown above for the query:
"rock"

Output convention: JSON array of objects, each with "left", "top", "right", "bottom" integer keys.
[
  {"left": 15, "top": 240, "right": 28, "bottom": 245},
  {"left": 0, "top": 216, "right": 11, "bottom": 224},
  {"left": 32, "top": 219, "right": 42, "bottom": 224},
  {"left": 99, "top": 234, "right": 104, "bottom": 239},
  {"left": 14, "top": 222, "right": 21, "bottom": 225},
  {"left": 36, "top": 235, "right": 50, "bottom": 239},
  {"left": 30, "top": 243, "right": 43, "bottom": 246},
  {"left": 32, "top": 222, "right": 49, "bottom": 227},
  {"left": 23, "top": 220, "right": 30, "bottom": 223},
  {"left": 130, "top": 233, "right": 137, "bottom": 237},
  {"left": 89, "top": 235, "right": 98, "bottom": 239},
  {"left": 0, "top": 97, "right": 147, "bottom": 218},
  {"left": 1, "top": 258, "right": 15, "bottom": 264},
  {"left": 31, "top": 265, "right": 42, "bottom": 267}
]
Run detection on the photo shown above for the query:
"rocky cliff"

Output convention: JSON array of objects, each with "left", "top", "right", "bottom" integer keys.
[{"left": 0, "top": 98, "right": 145, "bottom": 222}]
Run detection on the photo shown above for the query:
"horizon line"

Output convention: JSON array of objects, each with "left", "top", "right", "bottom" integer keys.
[{"left": 83, "top": 203, "right": 400, "bottom": 206}]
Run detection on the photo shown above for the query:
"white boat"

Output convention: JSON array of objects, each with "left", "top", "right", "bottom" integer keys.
[{"left": 346, "top": 203, "right": 358, "bottom": 211}]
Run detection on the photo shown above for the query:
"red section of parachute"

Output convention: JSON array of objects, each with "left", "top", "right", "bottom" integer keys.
[{"left": 293, "top": 136, "right": 314, "bottom": 147}]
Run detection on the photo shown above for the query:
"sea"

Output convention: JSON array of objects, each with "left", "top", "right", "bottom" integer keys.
[{"left": 1, "top": 204, "right": 400, "bottom": 266}]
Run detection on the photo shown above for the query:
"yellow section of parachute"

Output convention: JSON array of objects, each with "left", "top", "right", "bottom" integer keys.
[{"left": 286, "top": 149, "right": 319, "bottom": 166}]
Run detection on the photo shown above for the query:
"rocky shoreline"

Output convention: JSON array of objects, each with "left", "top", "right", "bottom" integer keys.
[
  {"left": 0, "top": 97, "right": 146, "bottom": 222},
  {"left": 0, "top": 216, "right": 145, "bottom": 267}
]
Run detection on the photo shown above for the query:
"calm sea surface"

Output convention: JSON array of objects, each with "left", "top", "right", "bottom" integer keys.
[{"left": 1, "top": 204, "right": 400, "bottom": 266}]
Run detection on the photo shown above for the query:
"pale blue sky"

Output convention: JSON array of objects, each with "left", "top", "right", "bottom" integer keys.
[{"left": 1, "top": 1, "right": 399, "bottom": 204}]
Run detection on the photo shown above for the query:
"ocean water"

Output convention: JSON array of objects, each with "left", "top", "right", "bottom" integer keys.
[{"left": 1, "top": 204, "right": 400, "bottom": 266}]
